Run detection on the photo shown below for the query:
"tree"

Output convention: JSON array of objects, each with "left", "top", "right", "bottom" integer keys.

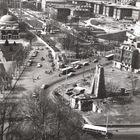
[
  {"left": 9, "top": 45, "right": 13, "bottom": 52},
  {"left": 25, "top": 31, "right": 36, "bottom": 47},
  {"left": 0, "top": 69, "right": 13, "bottom": 92},
  {"left": 0, "top": 96, "right": 19, "bottom": 140},
  {"left": 13, "top": 41, "right": 16, "bottom": 46},
  {"left": 19, "top": 89, "right": 84, "bottom": 140},
  {"left": 19, "top": 22, "right": 29, "bottom": 31},
  {"left": 4, "top": 39, "right": 9, "bottom": 46}
]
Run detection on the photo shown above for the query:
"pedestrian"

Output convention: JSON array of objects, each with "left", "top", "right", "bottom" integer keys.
[
  {"left": 32, "top": 77, "right": 35, "bottom": 83},
  {"left": 37, "top": 75, "right": 40, "bottom": 80}
]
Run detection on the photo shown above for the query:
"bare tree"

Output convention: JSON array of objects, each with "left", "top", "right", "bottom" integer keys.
[
  {"left": 18, "top": 89, "right": 84, "bottom": 140},
  {"left": 25, "top": 31, "right": 36, "bottom": 48},
  {"left": 0, "top": 97, "right": 19, "bottom": 140}
]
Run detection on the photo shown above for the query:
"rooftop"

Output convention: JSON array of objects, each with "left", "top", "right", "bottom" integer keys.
[{"left": 0, "top": 14, "right": 18, "bottom": 24}]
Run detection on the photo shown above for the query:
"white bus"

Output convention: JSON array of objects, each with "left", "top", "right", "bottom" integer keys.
[
  {"left": 60, "top": 66, "right": 73, "bottom": 75},
  {"left": 105, "top": 54, "right": 114, "bottom": 60},
  {"left": 71, "top": 61, "right": 81, "bottom": 68},
  {"left": 82, "top": 124, "right": 107, "bottom": 136},
  {"left": 81, "top": 61, "right": 89, "bottom": 66},
  {"left": 71, "top": 61, "right": 80, "bottom": 66}
]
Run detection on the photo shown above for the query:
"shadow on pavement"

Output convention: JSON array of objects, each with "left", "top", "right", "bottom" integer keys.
[{"left": 13, "top": 85, "right": 27, "bottom": 94}]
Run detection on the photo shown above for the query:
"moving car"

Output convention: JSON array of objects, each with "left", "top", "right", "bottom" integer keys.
[
  {"left": 32, "top": 92, "right": 39, "bottom": 98},
  {"left": 75, "top": 64, "right": 82, "bottom": 69},
  {"left": 67, "top": 72, "right": 75, "bottom": 77},
  {"left": 82, "top": 61, "right": 89, "bottom": 66},
  {"left": 27, "top": 59, "right": 33, "bottom": 66},
  {"left": 93, "top": 59, "right": 98, "bottom": 63},
  {"left": 32, "top": 51, "right": 38, "bottom": 57},
  {"left": 41, "top": 84, "right": 49, "bottom": 89},
  {"left": 60, "top": 67, "right": 73, "bottom": 75},
  {"left": 36, "top": 63, "right": 42, "bottom": 68},
  {"left": 39, "top": 47, "right": 44, "bottom": 50},
  {"left": 27, "top": 62, "right": 32, "bottom": 66},
  {"left": 41, "top": 57, "right": 45, "bottom": 61}
]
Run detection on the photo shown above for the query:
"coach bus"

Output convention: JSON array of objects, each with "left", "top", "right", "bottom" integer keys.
[
  {"left": 60, "top": 66, "right": 73, "bottom": 75},
  {"left": 82, "top": 124, "right": 107, "bottom": 136},
  {"left": 105, "top": 54, "right": 114, "bottom": 60},
  {"left": 71, "top": 61, "right": 81, "bottom": 67}
]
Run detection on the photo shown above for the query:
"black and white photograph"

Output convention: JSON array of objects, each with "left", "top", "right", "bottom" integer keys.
[{"left": 0, "top": 0, "right": 140, "bottom": 139}]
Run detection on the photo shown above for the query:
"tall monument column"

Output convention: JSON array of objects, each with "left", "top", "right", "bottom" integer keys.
[{"left": 90, "top": 65, "right": 106, "bottom": 98}]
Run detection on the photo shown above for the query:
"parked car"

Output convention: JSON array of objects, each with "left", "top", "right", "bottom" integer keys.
[
  {"left": 93, "top": 59, "right": 98, "bottom": 63},
  {"left": 82, "top": 61, "right": 89, "bottom": 66},
  {"left": 28, "top": 59, "right": 33, "bottom": 63},
  {"left": 41, "top": 57, "right": 45, "bottom": 61},
  {"left": 66, "top": 88, "right": 73, "bottom": 92},
  {"left": 27, "top": 59, "right": 33, "bottom": 66},
  {"left": 66, "top": 92, "right": 73, "bottom": 96},
  {"left": 35, "top": 47, "right": 39, "bottom": 50},
  {"left": 39, "top": 47, "right": 44, "bottom": 50},
  {"left": 36, "top": 63, "right": 42, "bottom": 68},
  {"left": 32, "top": 51, "right": 38, "bottom": 57},
  {"left": 32, "top": 92, "right": 39, "bottom": 98},
  {"left": 41, "top": 84, "right": 49, "bottom": 89},
  {"left": 74, "top": 64, "right": 81, "bottom": 69},
  {"left": 27, "top": 62, "right": 32, "bottom": 66},
  {"left": 67, "top": 72, "right": 75, "bottom": 77}
]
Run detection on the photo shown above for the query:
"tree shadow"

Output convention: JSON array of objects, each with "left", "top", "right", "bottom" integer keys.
[{"left": 12, "top": 85, "right": 27, "bottom": 94}]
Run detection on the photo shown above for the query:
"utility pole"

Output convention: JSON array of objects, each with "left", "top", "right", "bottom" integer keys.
[{"left": 19, "top": 0, "right": 22, "bottom": 21}]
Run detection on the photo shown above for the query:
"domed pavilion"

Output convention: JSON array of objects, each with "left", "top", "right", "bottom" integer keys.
[{"left": 0, "top": 14, "right": 20, "bottom": 40}]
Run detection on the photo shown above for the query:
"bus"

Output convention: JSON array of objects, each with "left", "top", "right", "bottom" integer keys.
[
  {"left": 105, "top": 54, "right": 114, "bottom": 60},
  {"left": 82, "top": 124, "right": 107, "bottom": 136},
  {"left": 60, "top": 66, "right": 73, "bottom": 75},
  {"left": 81, "top": 61, "right": 89, "bottom": 66},
  {"left": 71, "top": 61, "right": 81, "bottom": 67}
]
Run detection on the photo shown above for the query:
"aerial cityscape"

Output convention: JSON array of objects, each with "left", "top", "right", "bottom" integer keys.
[{"left": 0, "top": 0, "right": 140, "bottom": 139}]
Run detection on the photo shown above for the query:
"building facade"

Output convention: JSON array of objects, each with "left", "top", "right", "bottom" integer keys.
[
  {"left": 113, "top": 42, "right": 140, "bottom": 72},
  {"left": 0, "top": 0, "right": 20, "bottom": 8},
  {"left": 0, "top": 14, "right": 20, "bottom": 40}
]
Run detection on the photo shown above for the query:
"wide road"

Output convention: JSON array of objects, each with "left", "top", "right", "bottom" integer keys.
[
  {"left": 93, "top": 134, "right": 140, "bottom": 140},
  {"left": 112, "top": 134, "right": 140, "bottom": 140}
]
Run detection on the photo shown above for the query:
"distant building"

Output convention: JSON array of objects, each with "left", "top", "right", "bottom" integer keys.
[
  {"left": 0, "top": 14, "right": 20, "bottom": 40},
  {"left": 114, "top": 44, "right": 134, "bottom": 70},
  {"left": 72, "top": 0, "right": 93, "bottom": 17},
  {"left": 42, "top": 0, "right": 67, "bottom": 11},
  {"left": 113, "top": 41, "right": 140, "bottom": 72},
  {"left": 113, "top": 16, "right": 140, "bottom": 72},
  {"left": 136, "top": 0, "right": 140, "bottom": 7},
  {"left": 0, "top": 0, "right": 21, "bottom": 8}
]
